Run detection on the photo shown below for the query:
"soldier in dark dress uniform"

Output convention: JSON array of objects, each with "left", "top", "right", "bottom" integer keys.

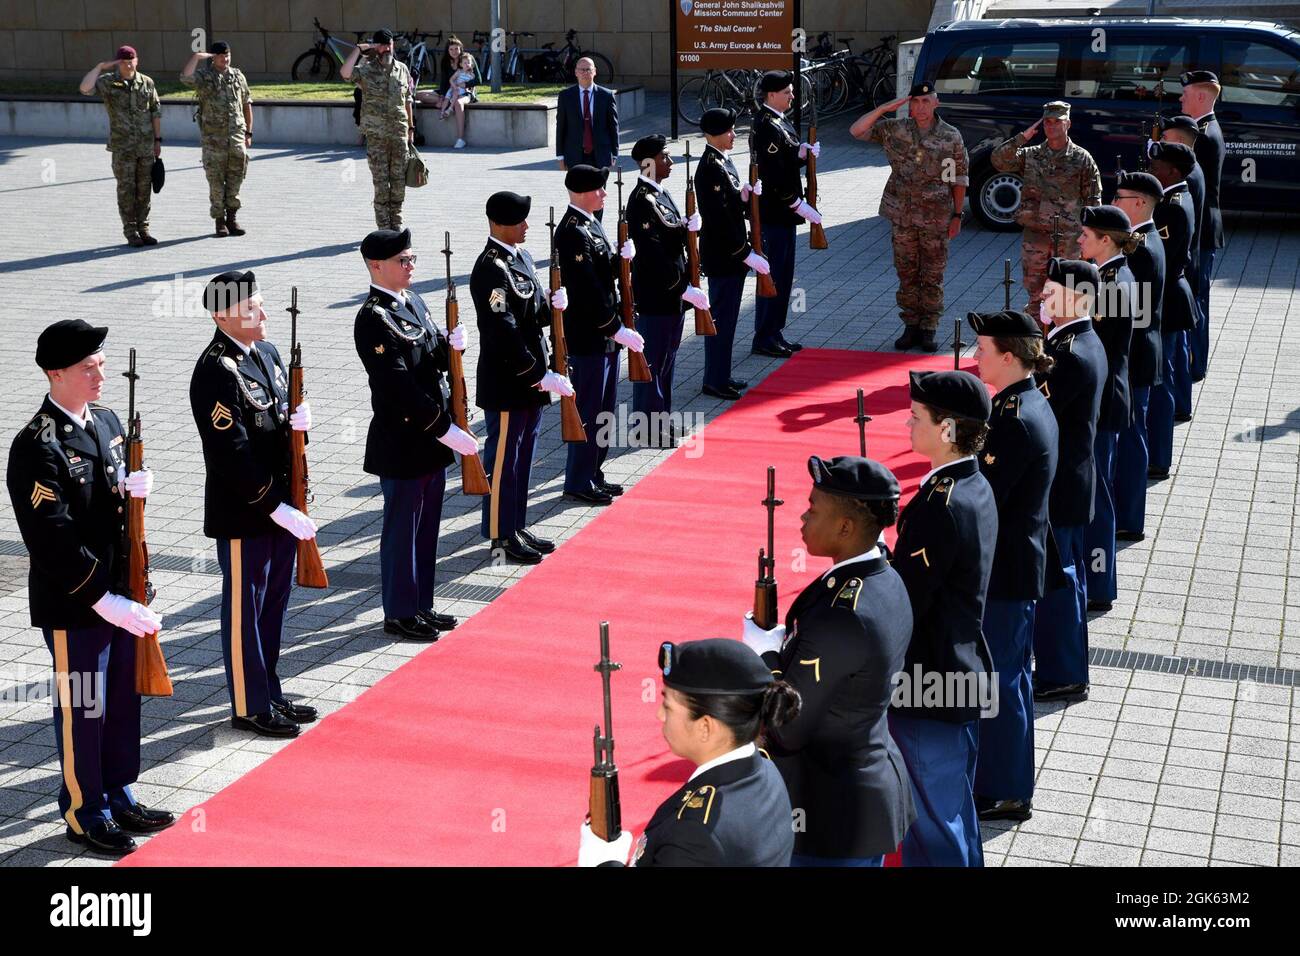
[
  {"left": 1157, "top": 114, "right": 1205, "bottom": 421},
  {"left": 190, "top": 271, "right": 319, "bottom": 738},
  {"left": 626, "top": 134, "right": 710, "bottom": 442},
  {"left": 1078, "top": 206, "right": 1137, "bottom": 612},
  {"left": 6, "top": 321, "right": 174, "bottom": 855},
  {"left": 751, "top": 70, "right": 822, "bottom": 358},
  {"left": 695, "top": 107, "right": 769, "bottom": 401},
  {"left": 1179, "top": 70, "right": 1225, "bottom": 383},
  {"left": 1111, "top": 172, "right": 1166, "bottom": 542},
  {"left": 354, "top": 228, "right": 479, "bottom": 642},
  {"left": 1033, "top": 259, "right": 1107, "bottom": 704},
  {"left": 471, "top": 191, "right": 575, "bottom": 564},
  {"left": 741, "top": 455, "right": 916, "bottom": 865},
  {"left": 578, "top": 639, "right": 799, "bottom": 866},
  {"left": 888, "top": 370, "right": 997, "bottom": 867},
  {"left": 967, "top": 310, "right": 1058, "bottom": 820},
  {"left": 1147, "top": 143, "right": 1199, "bottom": 481},
  {"left": 555, "top": 165, "right": 644, "bottom": 505}
]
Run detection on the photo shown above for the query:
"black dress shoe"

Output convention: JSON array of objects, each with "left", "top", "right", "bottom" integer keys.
[
  {"left": 1116, "top": 529, "right": 1145, "bottom": 542},
  {"left": 728, "top": 378, "right": 749, "bottom": 390},
  {"left": 563, "top": 489, "right": 614, "bottom": 506},
  {"left": 1086, "top": 599, "right": 1113, "bottom": 613},
  {"left": 384, "top": 616, "right": 440, "bottom": 641},
  {"left": 1147, "top": 467, "right": 1170, "bottom": 480},
  {"left": 517, "top": 529, "right": 556, "bottom": 554},
  {"left": 419, "top": 610, "right": 459, "bottom": 631},
  {"left": 596, "top": 480, "right": 624, "bottom": 497},
  {"left": 67, "top": 819, "right": 136, "bottom": 855},
  {"left": 491, "top": 536, "right": 542, "bottom": 564},
  {"left": 1033, "top": 683, "right": 1089, "bottom": 704},
  {"left": 919, "top": 330, "right": 939, "bottom": 353},
  {"left": 272, "top": 698, "right": 319, "bottom": 723},
  {"left": 977, "top": 799, "right": 1033, "bottom": 822},
  {"left": 231, "top": 711, "right": 301, "bottom": 737},
  {"left": 702, "top": 383, "right": 743, "bottom": 401},
  {"left": 894, "top": 326, "right": 920, "bottom": 350},
  {"left": 777, "top": 335, "right": 803, "bottom": 352},
  {"left": 1174, "top": 412, "right": 1193, "bottom": 423},
  {"left": 112, "top": 803, "right": 176, "bottom": 833},
  {"left": 752, "top": 342, "right": 793, "bottom": 358}
]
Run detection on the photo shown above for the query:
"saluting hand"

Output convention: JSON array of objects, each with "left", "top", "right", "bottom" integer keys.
[{"left": 1021, "top": 119, "right": 1043, "bottom": 141}]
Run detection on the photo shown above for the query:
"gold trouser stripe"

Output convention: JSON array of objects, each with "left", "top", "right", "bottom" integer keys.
[
  {"left": 52, "top": 630, "right": 85, "bottom": 834},
  {"left": 489, "top": 410, "right": 510, "bottom": 540},
  {"left": 230, "top": 539, "right": 247, "bottom": 716}
]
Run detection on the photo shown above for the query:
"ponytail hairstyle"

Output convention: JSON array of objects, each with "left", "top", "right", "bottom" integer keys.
[
  {"left": 992, "top": 334, "right": 1056, "bottom": 376},
  {"left": 680, "top": 681, "right": 803, "bottom": 747}
]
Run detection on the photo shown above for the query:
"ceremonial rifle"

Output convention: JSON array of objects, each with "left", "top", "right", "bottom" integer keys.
[
  {"left": 683, "top": 143, "right": 717, "bottom": 337},
  {"left": 1138, "top": 78, "right": 1165, "bottom": 171},
  {"left": 748, "top": 154, "right": 778, "bottom": 298},
  {"left": 287, "top": 288, "right": 329, "bottom": 588},
  {"left": 855, "top": 388, "right": 871, "bottom": 457},
  {"left": 1002, "top": 258, "right": 1014, "bottom": 310},
  {"left": 548, "top": 207, "right": 587, "bottom": 443},
  {"left": 1050, "top": 213, "right": 1061, "bottom": 258},
  {"left": 806, "top": 97, "right": 828, "bottom": 250},
  {"left": 753, "top": 466, "right": 783, "bottom": 629},
  {"left": 588, "top": 621, "right": 623, "bottom": 842},
  {"left": 615, "top": 168, "right": 653, "bottom": 383},
  {"left": 122, "top": 349, "right": 172, "bottom": 697},
  {"left": 442, "top": 233, "right": 491, "bottom": 495}
]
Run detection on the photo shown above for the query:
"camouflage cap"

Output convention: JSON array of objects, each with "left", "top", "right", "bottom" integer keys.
[{"left": 1042, "top": 101, "right": 1070, "bottom": 120}]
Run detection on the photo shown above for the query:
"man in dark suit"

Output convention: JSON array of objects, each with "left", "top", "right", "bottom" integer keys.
[
  {"left": 556, "top": 58, "right": 619, "bottom": 221},
  {"left": 1179, "top": 71, "right": 1224, "bottom": 385}
]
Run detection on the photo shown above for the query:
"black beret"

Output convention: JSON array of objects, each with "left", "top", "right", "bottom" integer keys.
[
  {"left": 759, "top": 70, "right": 793, "bottom": 93},
  {"left": 658, "top": 639, "right": 773, "bottom": 696},
  {"left": 909, "top": 80, "right": 935, "bottom": 97},
  {"left": 1116, "top": 170, "right": 1164, "bottom": 200},
  {"left": 699, "top": 107, "right": 735, "bottom": 135},
  {"left": 1080, "top": 204, "right": 1132, "bottom": 233},
  {"left": 967, "top": 309, "right": 1042, "bottom": 338},
  {"left": 486, "top": 190, "right": 531, "bottom": 226},
  {"left": 631, "top": 134, "right": 667, "bottom": 163},
  {"left": 36, "top": 319, "right": 108, "bottom": 371},
  {"left": 909, "top": 369, "right": 991, "bottom": 422},
  {"left": 372, "top": 29, "right": 394, "bottom": 44},
  {"left": 1046, "top": 257, "right": 1101, "bottom": 291},
  {"left": 808, "top": 455, "right": 900, "bottom": 502},
  {"left": 1180, "top": 69, "right": 1218, "bottom": 86},
  {"left": 203, "top": 270, "right": 259, "bottom": 314},
  {"left": 360, "top": 227, "right": 412, "bottom": 261},
  {"left": 209, "top": 41, "right": 230, "bottom": 54},
  {"left": 564, "top": 164, "right": 607, "bottom": 192},
  {"left": 1160, "top": 113, "right": 1199, "bottom": 136},
  {"left": 150, "top": 156, "right": 164, "bottom": 194},
  {"left": 1149, "top": 140, "right": 1196, "bottom": 176}
]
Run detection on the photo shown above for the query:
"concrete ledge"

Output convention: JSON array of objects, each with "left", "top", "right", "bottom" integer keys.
[{"left": 0, "top": 85, "right": 644, "bottom": 149}]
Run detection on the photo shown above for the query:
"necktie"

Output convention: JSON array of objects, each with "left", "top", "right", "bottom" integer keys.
[{"left": 582, "top": 87, "right": 594, "bottom": 154}]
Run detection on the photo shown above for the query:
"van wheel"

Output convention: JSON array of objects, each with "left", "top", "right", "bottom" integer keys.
[{"left": 972, "top": 165, "right": 1023, "bottom": 232}]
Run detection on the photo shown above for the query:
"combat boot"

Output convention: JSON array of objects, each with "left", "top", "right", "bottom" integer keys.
[
  {"left": 126, "top": 234, "right": 145, "bottom": 248},
  {"left": 225, "top": 209, "right": 245, "bottom": 236},
  {"left": 919, "top": 329, "right": 939, "bottom": 353},
  {"left": 215, "top": 216, "right": 229, "bottom": 237},
  {"left": 138, "top": 231, "right": 158, "bottom": 246},
  {"left": 894, "top": 325, "right": 919, "bottom": 350}
]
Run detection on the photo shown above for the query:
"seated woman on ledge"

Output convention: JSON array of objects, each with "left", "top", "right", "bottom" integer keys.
[{"left": 414, "top": 35, "right": 478, "bottom": 148}]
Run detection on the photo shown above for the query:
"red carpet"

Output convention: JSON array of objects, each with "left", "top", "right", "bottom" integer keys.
[{"left": 122, "top": 348, "right": 967, "bottom": 867}]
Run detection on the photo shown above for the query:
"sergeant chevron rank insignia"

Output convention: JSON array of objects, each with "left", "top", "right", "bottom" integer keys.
[
  {"left": 210, "top": 401, "right": 233, "bottom": 431},
  {"left": 30, "top": 482, "right": 55, "bottom": 508},
  {"left": 489, "top": 288, "right": 505, "bottom": 311}
]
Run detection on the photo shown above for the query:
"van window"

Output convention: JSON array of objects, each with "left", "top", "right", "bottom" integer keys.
[
  {"left": 1072, "top": 38, "right": 1191, "bottom": 102},
  {"left": 1221, "top": 40, "right": 1300, "bottom": 108},
  {"left": 933, "top": 40, "right": 1062, "bottom": 96}
]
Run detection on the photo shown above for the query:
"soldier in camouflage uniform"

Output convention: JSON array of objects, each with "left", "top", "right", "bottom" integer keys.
[
  {"left": 851, "top": 82, "right": 969, "bottom": 352},
  {"left": 180, "top": 42, "right": 253, "bottom": 237},
  {"left": 342, "top": 30, "right": 416, "bottom": 230},
  {"left": 79, "top": 46, "right": 162, "bottom": 247},
  {"left": 991, "top": 101, "right": 1101, "bottom": 322}
]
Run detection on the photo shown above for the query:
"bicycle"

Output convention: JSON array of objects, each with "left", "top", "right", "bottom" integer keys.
[
  {"left": 676, "top": 68, "right": 810, "bottom": 127},
  {"left": 473, "top": 30, "right": 536, "bottom": 85},
  {"left": 290, "top": 17, "right": 366, "bottom": 82},
  {"left": 399, "top": 29, "right": 444, "bottom": 91},
  {"left": 528, "top": 30, "right": 615, "bottom": 85}
]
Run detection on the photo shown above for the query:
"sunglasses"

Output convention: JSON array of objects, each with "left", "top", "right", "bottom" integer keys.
[{"left": 397, "top": 255, "right": 417, "bottom": 266}]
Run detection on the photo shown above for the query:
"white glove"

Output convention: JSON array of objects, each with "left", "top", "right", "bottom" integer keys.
[
  {"left": 744, "top": 250, "right": 771, "bottom": 275},
  {"left": 93, "top": 592, "right": 162, "bottom": 637},
  {"left": 612, "top": 326, "right": 645, "bottom": 352},
  {"left": 742, "top": 611, "right": 786, "bottom": 656},
  {"left": 123, "top": 469, "right": 153, "bottom": 499},
  {"left": 686, "top": 212, "right": 702, "bottom": 232},
  {"left": 538, "top": 371, "right": 575, "bottom": 397},
  {"left": 290, "top": 402, "right": 312, "bottom": 432},
  {"left": 799, "top": 141, "right": 822, "bottom": 160},
  {"left": 271, "top": 502, "right": 318, "bottom": 541},
  {"left": 748, "top": 178, "right": 764, "bottom": 198},
  {"left": 681, "top": 286, "right": 710, "bottom": 310},
  {"left": 550, "top": 287, "right": 568, "bottom": 311},
  {"left": 446, "top": 324, "right": 468, "bottom": 351},
  {"left": 790, "top": 199, "right": 823, "bottom": 225},
  {"left": 438, "top": 422, "right": 479, "bottom": 457},
  {"left": 578, "top": 821, "right": 633, "bottom": 867},
  {"left": 619, "top": 238, "right": 636, "bottom": 260}
]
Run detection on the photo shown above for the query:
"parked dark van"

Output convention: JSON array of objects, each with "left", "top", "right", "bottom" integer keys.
[{"left": 911, "top": 17, "right": 1300, "bottom": 229}]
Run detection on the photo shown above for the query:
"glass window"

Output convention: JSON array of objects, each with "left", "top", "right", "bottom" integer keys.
[
  {"left": 1071, "top": 39, "right": 1190, "bottom": 102},
  {"left": 933, "top": 41, "right": 1062, "bottom": 96},
  {"left": 1220, "top": 40, "right": 1300, "bottom": 108}
]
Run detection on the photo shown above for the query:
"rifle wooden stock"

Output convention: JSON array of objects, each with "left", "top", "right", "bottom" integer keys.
[
  {"left": 287, "top": 292, "right": 328, "bottom": 590},
  {"left": 753, "top": 573, "right": 778, "bottom": 631},
  {"left": 749, "top": 163, "right": 778, "bottom": 298},
  {"left": 444, "top": 239, "right": 490, "bottom": 496},
  {"left": 589, "top": 623, "right": 622, "bottom": 843},
  {"left": 126, "top": 421, "right": 171, "bottom": 697},
  {"left": 617, "top": 209, "right": 653, "bottom": 383},
  {"left": 753, "top": 466, "right": 782, "bottom": 629},
  {"left": 684, "top": 145, "right": 716, "bottom": 337},
  {"left": 806, "top": 126, "right": 828, "bottom": 250},
  {"left": 549, "top": 210, "right": 587, "bottom": 444},
  {"left": 590, "top": 762, "right": 620, "bottom": 841}
]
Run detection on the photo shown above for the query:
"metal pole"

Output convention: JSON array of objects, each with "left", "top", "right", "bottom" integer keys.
[
  {"left": 792, "top": 0, "right": 802, "bottom": 136},
  {"left": 490, "top": 0, "right": 502, "bottom": 93},
  {"left": 670, "top": 0, "right": 679, "bottom": 140},
  {"left": 204, "top": 0, "right": 212, "bottom": 49}
]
